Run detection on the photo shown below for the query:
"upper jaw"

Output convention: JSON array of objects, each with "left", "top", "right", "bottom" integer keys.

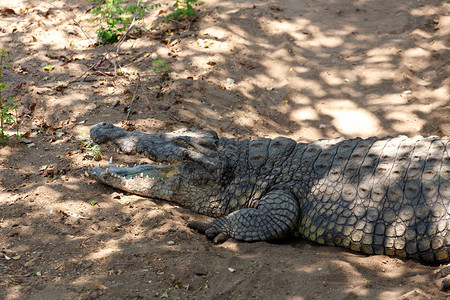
[{"left": 90, "top": 122, "right": 221, "bottom": 170}]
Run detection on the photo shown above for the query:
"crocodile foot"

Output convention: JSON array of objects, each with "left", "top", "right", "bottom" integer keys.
[
  {"left": 437, "top": 264, "right": 450, "bottom": 291},
  {"left": 188, "top": 220, "right": 230, "bottom": 244}
]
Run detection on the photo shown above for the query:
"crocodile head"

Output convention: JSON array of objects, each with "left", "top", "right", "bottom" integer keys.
[{"left": 89, "top": 122, "right": 225, "bottom": 212}]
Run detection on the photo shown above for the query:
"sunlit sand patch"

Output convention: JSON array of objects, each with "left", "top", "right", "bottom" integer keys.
[
  {"left": 290, "top": 107, "right": 320, "bottom": 122},
  {"left": 385, "top": 111, "right": 425, "bottom": 133},
  {"left": 318, "top": 100, "right": 381, "bottom": 137}
]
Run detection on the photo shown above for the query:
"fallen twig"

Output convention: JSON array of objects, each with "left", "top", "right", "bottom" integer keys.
[
  {"left": 166, "top": 17, "right": 190, "bottom": 31},
  {"left": 126, "top": 73, "right": 141, "bottom": 120},
  {"left": 114, "top": 0, "right": 141, "bottom": 76},
  {"left": 3, "top": 274, "right": 32, "bottom": 277},
  {"left": 59, "top": 210, "right": 91, "bottom": 220},
  {"left": 70, "top": 60, "right": 98, "bottom": 83},
  {"left": 71, "top": 54, "right": 119, "bottom": 83}
]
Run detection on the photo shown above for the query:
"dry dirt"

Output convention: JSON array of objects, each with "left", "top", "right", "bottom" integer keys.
[{"left": 0, "top": 0, "right": 449, "bottom": 299}]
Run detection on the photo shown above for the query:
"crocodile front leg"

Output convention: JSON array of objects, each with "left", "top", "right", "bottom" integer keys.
[{"left": 188, "top": 189, "right": 299, "bottom": 243}]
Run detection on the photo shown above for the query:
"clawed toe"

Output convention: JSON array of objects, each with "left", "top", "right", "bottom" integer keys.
[
  {"left": 438, "top": 265, "right": 450, "bottom": 291},
  {"left": 187, "top": 221, "right": 210, "bottom": 233},
  {"left": 437, "top": 265, "right": 450, "bottom": 280},
  {"left": 212, "top": 232, "right": 229, "bottom": 244},
  {"left": 187, "top": 220, "right": 229, "bottom": 243}
]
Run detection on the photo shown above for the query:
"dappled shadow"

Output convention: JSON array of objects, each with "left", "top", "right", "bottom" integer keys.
[
  {"left": 1, "top": 0, "right": 448, "bottom": 140},
  {"left": 0, "top": 0, "right": 449, "bottom": 298},
  {"left": 0, "top": 189, "right": 443, "bottom": 299}
]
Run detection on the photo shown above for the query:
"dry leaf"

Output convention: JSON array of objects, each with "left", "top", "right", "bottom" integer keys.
[
  {"left": 92, "top": 284, "right": 107, "bottom": 290},
  {"left": 0, "top": 8, "right": 16, "bottom": 16}
]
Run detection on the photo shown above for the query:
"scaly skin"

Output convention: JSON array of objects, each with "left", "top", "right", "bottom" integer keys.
[{"left": 90, "top": 122, "right": 450, "bottom": 264}]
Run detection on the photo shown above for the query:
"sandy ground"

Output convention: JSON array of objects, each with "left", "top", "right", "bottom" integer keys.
[{"left": 0, "top": 0, "right": 449, "bottom": 299}]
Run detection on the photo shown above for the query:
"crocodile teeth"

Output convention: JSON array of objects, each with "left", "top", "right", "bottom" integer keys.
[
  {"left": 106, "top": 168, "right": 110, "bottom": 174},
  {"left": 140, "top": 173, "right": 144, "bottom": 177},
  {"left": 110, "top": 157, "right": 113, "bottom": 164}
]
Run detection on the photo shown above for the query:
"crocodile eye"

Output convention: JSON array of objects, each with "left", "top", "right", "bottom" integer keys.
[{"left": 173, "top": 137, "right": 190, "bottom": 147}]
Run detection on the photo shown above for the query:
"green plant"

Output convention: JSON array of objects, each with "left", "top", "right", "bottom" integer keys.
[
  {"left": 151, "top": 59, "right": 170, "bottom": 75},
  {"left": 0, "top": 49, "right": 20, "bottom": 142},
  {"left": 88, "top": 0, "right": 159, "bottom": 44},
  {"left": 80, "top": 132, "right": 102, "bottom": 160},
  {"left": 167, "top": 0, "right": 199, "bottom": 21}
]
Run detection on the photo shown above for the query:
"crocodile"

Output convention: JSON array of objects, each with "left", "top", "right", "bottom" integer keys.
[{"left": 89, "top": 123, "right": 450, "bottom": 266}]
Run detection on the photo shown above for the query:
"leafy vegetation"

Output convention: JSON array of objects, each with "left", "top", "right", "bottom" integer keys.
[
  {"left": 151, "top": 59, "right": 170, "bottom": 76},
  {"left": 167, "top": 0, "right": 199, "bottom": 21},
  {"left": 88, "top": 0, "right": 201, "bottom": 44},
  {"left": 83, "top": 140, "right": 102, "bottom": 160},
  {"left": 88, "top": 0, "right": 160, "bottom": 44},
  {"left": 80, "top": 131, "right": 102, "bottom": 160},
  {"left": 0, "top": 49, "right": 20, "bottom": 142}
]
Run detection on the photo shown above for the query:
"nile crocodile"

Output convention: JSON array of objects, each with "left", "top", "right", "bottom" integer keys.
[{"left": 89, "top": 122, "right": 450, "bottom": 285}]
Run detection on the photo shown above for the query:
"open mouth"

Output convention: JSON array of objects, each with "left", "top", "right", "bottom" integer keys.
[
  {"left": 88, "top": 160, "right": 187, "bottom": 200},
  {"left": 102, "top": 163, "right": 179, "bottom": 179},
  {"left": 90, "top": 162, "right": 181, "bottom": 181}
]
